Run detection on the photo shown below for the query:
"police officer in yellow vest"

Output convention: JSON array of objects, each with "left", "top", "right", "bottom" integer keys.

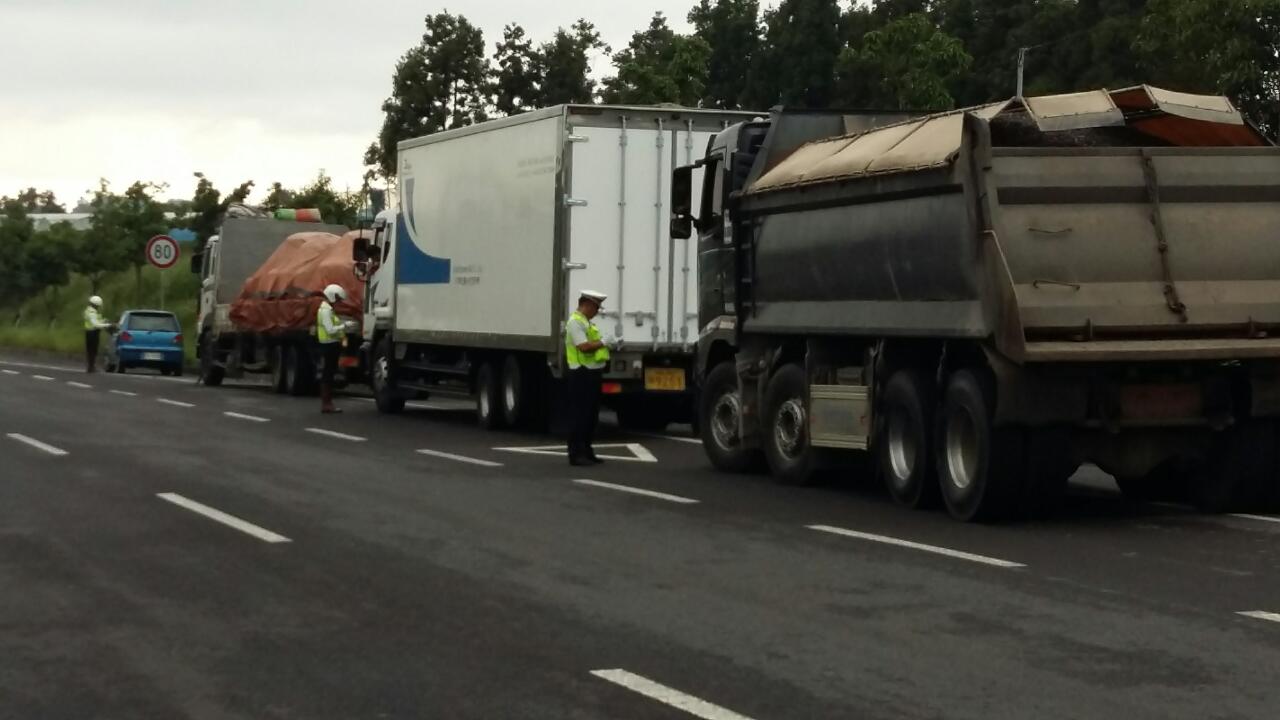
[
  {"left": 83, "top": 295, "right": 114, "bottom": 373},
  {"left": 317, "top": 284, "right": 352, "bottom": 414},
  {"left": 566, "top": 290, "right": 611, "bottom": 466}
]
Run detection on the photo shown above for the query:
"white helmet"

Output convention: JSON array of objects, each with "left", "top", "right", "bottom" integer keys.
[
  {"left": 88, "top": 295, "right": 103, "bottom": 308},
  {"left": 322, "top": 284, "right": 347, "bottom": 304}
]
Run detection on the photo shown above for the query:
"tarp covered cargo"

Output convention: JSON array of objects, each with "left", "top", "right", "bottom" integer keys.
[
  {"left": 749, "top": 85, "right": 1270, "bottom": 194},
  {"left": 229, "top": 230, "right": 369, "bottom": 334}
]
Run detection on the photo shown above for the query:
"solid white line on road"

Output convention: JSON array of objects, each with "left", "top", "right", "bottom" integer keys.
[
  {"left": 1, "top": 369, "right": 19, "bottom": 375},
  {"left": 590, "top": 669, "right": 755, "bottom": 720},
  {"left": 1238, "top": 610, "right": 1280, "bottom": 624},
  {"left": 632, "top": 431, "right": 702, "bottom": 446},
  {"left": 66, "top": 381, "right": 92, "bottom": 389},
  {"left": 572, "top": 478, "right": 699, "bottom": 505},
  {"left": 807, "top": 525, "right": 1026, "bottom": 569},
  {"left": 305, "top": 427, "right": 367, "bottom": 442},
  {"left": 32, "top": 375, "right": 54, "bottom": 381},
  {"left": 6, "top": 433, "right": 69, "bottom": 457},
  {"left": 157, "top": 493, "right": 291, "bottom": 544},
  {"left": 416, "top": 448, "right": 502, "bottom": 467},
  {"left": 157, "top": 398, "right": 195, "bottom": 408},
  {"left": 224, "top": 411, "right": 270, "bottom": 423},
  {"left": 110, "top": 390, "right": 138, "bottom": 397},
  {"left": 1229, "top": 514, "right": 1280, "bottom": 525}
]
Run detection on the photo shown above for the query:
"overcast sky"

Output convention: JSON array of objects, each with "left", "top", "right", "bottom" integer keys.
[{"left": 0, "top": 0, "right": 712, "bottom": 207}]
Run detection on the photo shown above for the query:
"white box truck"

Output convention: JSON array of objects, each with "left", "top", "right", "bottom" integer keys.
[{"left": 357, "top": 104, "right": 757, "bottom": 430}]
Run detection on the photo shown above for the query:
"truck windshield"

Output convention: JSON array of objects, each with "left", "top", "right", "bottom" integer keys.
[{"left": 127, "top": 313, "right": 179, "bottom": 332}]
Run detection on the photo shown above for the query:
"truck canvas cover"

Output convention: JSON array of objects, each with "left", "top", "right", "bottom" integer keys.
[{"left": 229, "top": 230, "right": 368, "bottom": 333}]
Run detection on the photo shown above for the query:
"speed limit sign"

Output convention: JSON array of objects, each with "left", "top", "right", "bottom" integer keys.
[{"left": 146, "top": 235, "right": 180, "bottom": 270}]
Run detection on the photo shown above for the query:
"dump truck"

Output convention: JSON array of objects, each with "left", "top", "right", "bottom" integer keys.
[
  {"left": 193, "top": 207, "right": 361, "bottom": 393},
  {"left": 672, "top": 85, "right": 1280, "bottom": 521},
  {"left": 354, "top": 104, "right": 757, "bottom": 430}
]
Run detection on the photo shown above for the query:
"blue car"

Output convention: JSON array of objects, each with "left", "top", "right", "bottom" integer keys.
[{"left": 106, "top": 310, "right": 185, "bottom": 376}]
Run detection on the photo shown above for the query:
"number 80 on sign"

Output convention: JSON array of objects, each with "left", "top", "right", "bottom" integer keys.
[{"left": 146, "top": 235, "right": 180, "bottom": 270}]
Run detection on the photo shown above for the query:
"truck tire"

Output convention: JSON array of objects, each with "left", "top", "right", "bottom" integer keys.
[
  {"left": 1190, "top": 422, "right": 1277, "bottom": 513},
  {"left": 286, "top": 344, "right": 313, "bottom": 396},
  {"left": 700, "top": 362, "right": 764, "bottom": 473},
  {"left": 763, "top": 364, "right": 818, "bottom": 486},
  {"left": 476, "top": 362, "right": 505, "bottom": 430},
  {"left": 936, "top": 369, "right": 1022, "bottom": 522},
  {"left": 199, "top": 333, "right": 224, "bottom": 387},
  {"left": 500, "top": 355, "right": 527, "bottom": 427},
  {"left": 878, "top": 369, "right": 937, "bottom": 509},
  {"left": 371, "top": 337, "right": 405, "bottom": 414},
  {"left": 270, "top": 344, "right": 288, "bottom": 394}
]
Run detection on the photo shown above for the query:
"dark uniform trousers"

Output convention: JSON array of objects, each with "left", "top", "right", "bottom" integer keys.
[
  {"left": 85, "top": 330, "right": 100, "bottom": 372},
  {"left": 567, "top": 367, "right": 603, "bottom": 460}
]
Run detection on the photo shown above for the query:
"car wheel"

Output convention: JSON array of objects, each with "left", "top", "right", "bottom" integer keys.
[
  {"left": 878, "top": 369, "right": 937, "bottom": 510},
  {"left": 763, "top": 364, "right": 818, "bottom": 486}
]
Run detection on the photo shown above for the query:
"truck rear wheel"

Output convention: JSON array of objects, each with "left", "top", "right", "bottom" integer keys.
[
  {"left": 199, "top": 333, "right": 224, "bottom": 387},
  {"left": 270, "top": 345, "right": 288, "bottom": 394},
  {"left": 371, "top": 337, "right": 405, "bottom": 414},
  {"left": 286, "top": 344, "right": 313, "bottom": 396},
  {"left": 700, "top": 362, "right": 764, "bottom": 473},
  {"left": 500, "top": 355, "right": 528, "bottom": 427},
  {"left": 763, "top": 364, "right": 818, "bottom": 486},
  {"left": 476, "top": 362, "right": 505, "bottom": 430},
  {"left": 937, "top": 369, "right": 1021, "bottom": 522},
  {"left": 879, "top": 369, "right": 937, "bottom": 509}
]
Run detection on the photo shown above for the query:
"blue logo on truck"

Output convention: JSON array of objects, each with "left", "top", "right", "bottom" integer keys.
[{"left": 396, "top": 177, "right": 451, "bottom": 285}]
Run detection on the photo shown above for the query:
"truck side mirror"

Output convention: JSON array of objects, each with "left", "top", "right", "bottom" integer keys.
[
  {"left": 190, "top": 251, "right": 203, "bottom": 275},
  {"left": 671, "top": 164, "right": 696, "bottom": 240},
  {"left": 352, "top": 236, "right": 372, "bottom": 263}
]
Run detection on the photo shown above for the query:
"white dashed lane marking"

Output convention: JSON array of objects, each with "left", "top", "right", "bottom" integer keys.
[
  {"left": 157, "top": 493, "right": 291, "bottom": 544},
  {"left": 808, "top": 525, "right": 1026, "bottom": 569},
  {"left": 6, "top": 433, "right": 69, "bottom": 457},
  {"left": 32, "top": 375, "right": 54, "bottom": 381},
  {"left": 416, "top": 448, "right": 502, "bottom": 467},
  {"left": 1, "top": 369, "right": 19, "bottom": 375},
  {"left": 572, "top": 479, "right": 699, "bottom": 505},
  {"left": 157, "top": 398, "right": 195, "bottom": 408},
  {"left": 1239, "top": 610, "right": 1280, "bottom": 624},
  {"left": 67, "top": 381, "right": 92, "bottom": 389},
  {"left": 110, "top": 390, "right": 138, "bottom": 397},
  {"left": 590, "top": 669, "right": 756, "bottom": 720},
  {"left": 223, "top": 411, "right": 270, "bottom": 423},
  {"left": 305, "top": 428, "right": 366, "bottom": 442}
]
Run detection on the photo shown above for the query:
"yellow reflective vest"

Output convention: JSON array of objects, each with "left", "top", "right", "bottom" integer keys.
[
  {"left": 316, "top": 301, "right": 344, "bottom": 345},
  {"left": 565, "top": 311, "right": 610, "bottom": 370}
]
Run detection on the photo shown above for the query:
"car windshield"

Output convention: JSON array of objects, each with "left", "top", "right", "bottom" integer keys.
[{"left": 126, "top": 313, "right": 179, "bottom": 332}]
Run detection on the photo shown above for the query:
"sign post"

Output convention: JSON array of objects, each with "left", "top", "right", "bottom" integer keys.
[{"left": 146, "top": 235, "right": 180, "bottom": 310}]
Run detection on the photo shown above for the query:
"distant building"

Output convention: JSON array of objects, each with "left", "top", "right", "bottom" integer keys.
[{"left": 28, "top": 212, "right": 196, "bottom": 242}]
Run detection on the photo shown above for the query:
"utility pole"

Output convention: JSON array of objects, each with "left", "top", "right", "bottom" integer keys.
[{"left": 1016, "top": 47, "right": 1028, "bottom": 100}]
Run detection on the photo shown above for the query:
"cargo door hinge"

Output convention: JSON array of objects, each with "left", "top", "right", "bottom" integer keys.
[{"left": 563, "top": 195, "right": 588, "bottom": 208}]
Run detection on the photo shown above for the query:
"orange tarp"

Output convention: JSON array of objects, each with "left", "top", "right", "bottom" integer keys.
[{"left": 229, "top": 231, "right": 367, "bottom": 334}]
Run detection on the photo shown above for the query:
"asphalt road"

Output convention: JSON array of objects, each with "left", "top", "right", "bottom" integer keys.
[{"left": 2, "top": 356, "right": 1279, "bottom": 720}]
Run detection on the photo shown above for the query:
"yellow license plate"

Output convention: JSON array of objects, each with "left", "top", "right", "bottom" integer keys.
[{"left": 644, "top": 367, "right": 686, "bottom": 392}]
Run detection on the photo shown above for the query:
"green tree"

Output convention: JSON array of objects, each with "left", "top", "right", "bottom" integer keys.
[
  {"left": 537, "top": 20, "right": 609, "bottom": 105},
  {"left": 89, "top": 181, "right": 169, "bottom": 302},
  {"left": 6, "top": 188, "right": 66, "bottom": 214},
  {"left": 493, "top": 24, "right": 542, "bottom": 116},
  {"left": 751, "top": 0, "right": 843, "bottom": 108},
  {"left": 935, "top": 0, "right": 1076, "bottom": 104},
  {"left": 29, "top": 221, "right": 77, "bottom": 325},
  {"left": 837, "top": 12, "right": 971, "bottom": 110},
  {"left": 688, "top": 0, "right": 762, "bottom": 109},
  {"left": 0, "top": 198, "right": 36, "bottom": 317},
  {"left": 601, "top": 13, "right": 711, "bottom": 106},
  {"left": 367, "top": 12, "right": 490, "bottom": 178},
  {"left": 260, "top": 182, "right": 295, "bottom": 213},
  {"left": 283, "top": 172, "right": 362, "bottom": 228},
  {"left": 1138, "top": 0, "right": 1280, "bottom": 133},
  {"left": 188, "top": 173, "right": 254, "bottom": 253}
]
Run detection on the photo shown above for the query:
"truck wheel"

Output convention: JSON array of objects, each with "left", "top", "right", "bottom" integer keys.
[
  {"left": 199, "top": 333, "right": 224, "bottom": 387},
  {"left": 1190, "top": 422, "right": 1277, "bottom": 513},
  {"left": 286, "top": 344, "right": 312, "bottom": 396},
  {"left": 763, "top": 364, "right": 818, "bottom": 486},
  {"left": 936, "top": 369, "right": 1022, "bottom": 522},
  {"left": 500, "top": 355, "right": 526, "bottom": 427},
  {"left": 371, "top": 337, "right": 405, "bottom": 414},
  {"left": 700, "top": 362, "right": 764, "bottom": 472},
  {"left": 270, "top": 345, "right": 288, "bottom": 394},
  {"left": 879, "top": 369, "right": 937, "bottom": 509},
  {"left": 476, "top": 362, "right": 505, "bottom": 430}
]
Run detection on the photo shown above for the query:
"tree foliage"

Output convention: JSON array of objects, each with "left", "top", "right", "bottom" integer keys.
[
  {"left": 87, "top": 180, "right": 169, "bottom": 300},
  {"left": 367, "top": 12, "right": 490, "bottom": 178},
  {"left": 689, "top": 0, "right": 761, "bottom": 109},
  {"left": 277, "top": 172, "right": 363, "bottom": 228},
  {"left": 188, "top": 172, "right": 254, "bottom": 253},
  {"left": 601, "top": 13, "right": 711, "bottom": 106},
  {"left": 751, "top": 0, "right": 844, "bottom": 108},
  {"left": 837, "top": 12, "right": 971, "bottom": 110},
  {"left": 537, "top": 20, "right": 609, "bottom": 106},
  {"left": 492, "top": 24, "right": 542, "bottom": 116},
  {"left": 5, "top": 188, "right": 66, "bottom": 214}
]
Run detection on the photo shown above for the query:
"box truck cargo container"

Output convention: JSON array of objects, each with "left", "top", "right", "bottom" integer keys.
[{"left": 357, "top": 104, "right": 757, "bottom": 430}]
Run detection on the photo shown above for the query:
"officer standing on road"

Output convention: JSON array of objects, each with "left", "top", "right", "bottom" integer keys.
[
  {"left": 565, "top": 290, "right": 610, "bottom": 466},
  {"left": 83, "top": 295, "right": 114, "bottom": 373},
  {"left": 317, "top": 284, "right": 353, "bottom": 414}
]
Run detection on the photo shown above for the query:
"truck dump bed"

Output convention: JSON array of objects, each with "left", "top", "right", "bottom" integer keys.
[{"left": 738, "top": 86, "right": 1280, "bottom": 362}]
